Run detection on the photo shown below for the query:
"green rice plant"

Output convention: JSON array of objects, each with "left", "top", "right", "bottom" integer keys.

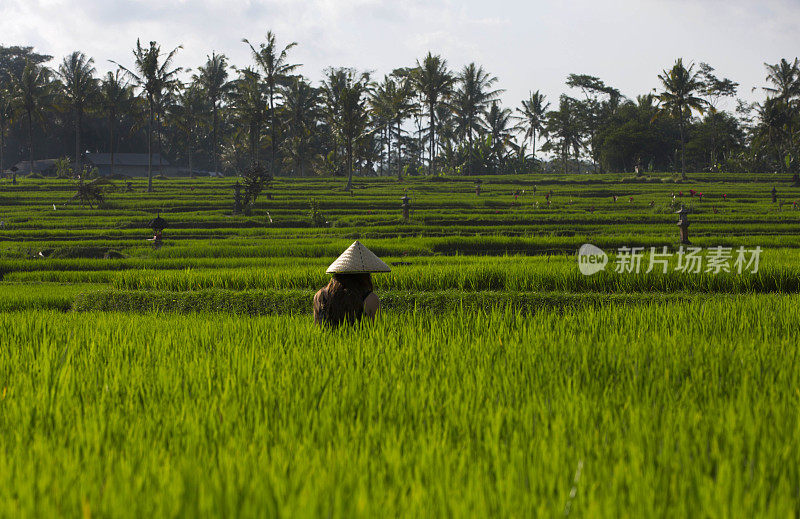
[
  {"left": 0, "top": 283, "right": 104, "bottom": 311},
  {"left": 109, "top": 260, "right": 800, "bottom": 294},
  {"left": 73, "top": 288, "right": 710, "bottom": 315},
  {"left": 1, "top": 299, "right": 800, "bottom": 516}
]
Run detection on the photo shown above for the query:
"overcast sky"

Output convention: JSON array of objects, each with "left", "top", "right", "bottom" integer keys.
[{"left": 1, "top": 0, "right": 798, "bottom": 110}]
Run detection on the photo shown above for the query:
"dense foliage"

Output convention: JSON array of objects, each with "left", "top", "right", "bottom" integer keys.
[{"left": 1, "top": 43, "right": 799, "bottom": 181}]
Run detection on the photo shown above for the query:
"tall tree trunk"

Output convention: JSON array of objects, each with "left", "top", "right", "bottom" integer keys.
[
  {"left": 379, "top": 127, "right": 384, "bottom": 176},
  {"left": 383, "top": 127, "right": 388, "bottom": 176},
  {"left": 269, "top": 84, "right": 277, "bottom": 175},
  {"left": 786, "top": 117, "right": 793, "bottom": 175},
  {"left": 147, "top": 97, "right": 154, "bottom": 192},
  {"left": 679, "top": 113, "right": 687, "bottom": 180},
  {"left": 387, "top": 125, "right": 392, "bottom": 179},
  {"left": 158, "top": 115, "right": 163, "bottom": 178},
  {"left": 24, "top": 108, "right": 33, "bottom": 184},
  {"left": 75, "top": 107, "right": 82, "bottom": 178},
  {"left": 332, "top": 143, "right": 338, "bottom": 175},
  {"left": 468, "top": 128, "right": 473, "bottom": 176},
  {"left": 416, "top": 116, "right": 424, "bottom": 169},
  {"left": 345, "top": 138, "right": 353, "bottom": 191},
  {"left": 296, "top": 135, "right": 303, "bottom": 177},
  {"left": 429, "top": 102, "right": 435, "bottom": 176},
  {"left": 188, "top": 133, "right": 193, "bottom": 176},
  {"left": 109, "top": 114, "right": 115, "bottom": 177},
  {"left": 711, "top": 114, "right": 717, "bottom": 171},
  {"left": 294, "top": 124, "right": 301, "bottom": 177},
  {"left": 254, "top": 121, "right": 261, "bottom": 164},
  {"left": 396, "top": 120, "right": 402, "bottom": 177},
  {"left": 212, "top": 104, "right": 218, "bottom": 174}
]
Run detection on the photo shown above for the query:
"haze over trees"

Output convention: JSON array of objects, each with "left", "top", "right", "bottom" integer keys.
[{"left": 0, "top": 38, "right": 798, "bottom": 181}]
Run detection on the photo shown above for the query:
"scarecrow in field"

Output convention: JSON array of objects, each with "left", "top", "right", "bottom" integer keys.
[
  {"left": 148, "top": 213, "right": 168, "bottom": 246},
  {"left": 313, "top": 241, "right": 390, "bottom": 327}
]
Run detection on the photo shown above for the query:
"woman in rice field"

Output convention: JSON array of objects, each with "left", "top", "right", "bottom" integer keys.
[{"left": 313, "top": 241, "right": 390, "bottom": 327}]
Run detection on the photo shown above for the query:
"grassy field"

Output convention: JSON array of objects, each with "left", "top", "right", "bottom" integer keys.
[{"left": 1, "top": 171, "right": 800, "bottom": 517}]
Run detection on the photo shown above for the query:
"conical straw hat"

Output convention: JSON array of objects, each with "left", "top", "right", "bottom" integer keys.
[{"left": 326, "top": 241, "right": 391, "bottom": 274}]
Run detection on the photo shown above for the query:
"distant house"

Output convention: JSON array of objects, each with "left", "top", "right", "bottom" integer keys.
[
  {"left": 9, "top": 159, "right": 59, "bottom": 176},
  {"left": 86, "top": 153, "right": 177, "bottom": 177}
]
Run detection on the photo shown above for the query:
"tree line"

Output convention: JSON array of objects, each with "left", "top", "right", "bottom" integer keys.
[{"left": 0, "top": 36, "right": 799, "bottom": 191}]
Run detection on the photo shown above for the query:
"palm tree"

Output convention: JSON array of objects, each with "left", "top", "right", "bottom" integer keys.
[
  {"left": 170, "top": 82, "right": 208, "bottom": 176},
  {"left": 544, "top": 96, "right": 584, "bottom": 173},
  {"left": 763, "top": 58, "right": 800, "bottom": 102},
  {"left": 697, "top": 63, "right": 738, "bottom": 169},
  {"left": 657, "top": 58, "right": 706, "bottom": 179},
  {"left": 57, "top": 51, "right": 98, "bottom": 176},
  {"left": 229, "top": 67, "right": 268, "bottom": 164},
  {"left": 98, "top": 71, "right": 134, "bottom": 176},
  {"left": 636, "top": 94, "right": 659, "bottom": 128},
  {"left": 485, "top": 101, "right": 514, "bottom": 169},
  {"left": 194, "top": 52, "right": 230, "bottom": 174},
  {"left": 390, "top": 77, "right": 416, "bottom": 177},
  {"left": 282, "top": 77, "right": 319, "bottom": 177},
  {"left": 452, "top": 63, "right": 502, "bottom": 175},
  {"left": 243, "top": 31, "right": 300, "bottom": 176},
  {"left": 112, "top": 39, "right": 182, "bottom": 192},
  {"left": 370, "top": 77, "right": 393, "bottom": 176},
  {"left": 515, "top": 90, "right": 549, "bottom": 163},
  {"left": 371, "top": 74, "right": 414, "bottom": 177},
  {"left": 755, "top": 97, "right": 792, "bottom": 172},
  {"left": 322, "top": 68, "right": 370, "bottom": 190},
  {"left": 321, "top": 68, "right": 347, "bottom": 176},
  {"left": 763, "top": 59, "right": 800, "bottom": 167},
  {"left": 411, "top": 52, "right": 454, "bottom": 175},
  {"left": 152, "top": 81, "right": 179, "bottom": 180},
  {"left": 9, "top": 60, "right": 54, "bottom": 183}
]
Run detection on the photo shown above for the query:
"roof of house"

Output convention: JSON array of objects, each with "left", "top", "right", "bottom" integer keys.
[
  {"left": 11, "top": 159, "right": 60, "bottom": 172},
  {"left": 86, "top": 153, "right": 171, "bottom": 167}
]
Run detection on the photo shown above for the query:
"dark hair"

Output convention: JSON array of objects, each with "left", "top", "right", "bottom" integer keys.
[
  {"left": 331, "top": 273, "right": 373, "bottom": 293},
  {"left": 313, "top": 273, "right": 374, "bottom": 327}
]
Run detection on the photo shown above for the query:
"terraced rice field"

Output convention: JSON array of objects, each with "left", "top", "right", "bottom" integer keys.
[{"left": 1, "top": 171, "right": 799, "bottom": 517}]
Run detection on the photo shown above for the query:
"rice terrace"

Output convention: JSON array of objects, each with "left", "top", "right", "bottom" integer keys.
[{"left": 2, "top": 1, "right": 800, "bottom": 517}]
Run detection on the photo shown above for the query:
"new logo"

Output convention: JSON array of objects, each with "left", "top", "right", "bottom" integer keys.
[{"left": 577, "top": 243, "right": 608, "bottom": 276}]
